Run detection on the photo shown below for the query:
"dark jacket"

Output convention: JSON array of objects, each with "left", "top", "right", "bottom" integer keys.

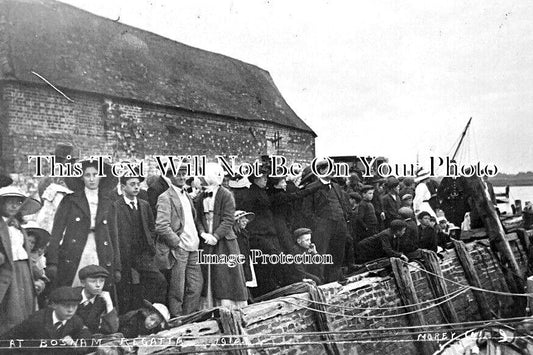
[
  {"left": 147, "top": 177, "right": 169, "bottom": 218},
  {"left": 301, "top": 181, "right": 350, "bottom": 226},
  {"left": 1, "top": 307, "right": 92, "bottom": 355},
  {"left": 48, "top": 190, "right": 120, "bottom": 287},
  {"left": 108, "top": 198, "right": 157, "bottom": 272},
  {"left": 75, "top": 288, "right": 119, "bottom": 334},
  {"left": 234, "top": 225, "right": 252, "bottom": 282},
  {"left": 418, "top": 225, "right": 438, "bottom": 252},
  {"left": 356, "top": 200, "right": 378, "bottom": 240},
  {"left": 382, "top": 193, "right": 401, "bottom": 228},
  {"left": 239, "top": 184, "right": 277, "bottom": 237},
  {"left": 286, "top": 244, "right": 322, "bottom": 285},
  {"left": 355, "top": 228, "right": 404, "bottom": 263},
  {"left": 268, "top": 184, "right": 321, "bottom": 251}
]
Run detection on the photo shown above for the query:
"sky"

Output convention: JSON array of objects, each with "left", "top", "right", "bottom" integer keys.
[{"left": 59, "top": 0, "right": 533, "bottom": 174}]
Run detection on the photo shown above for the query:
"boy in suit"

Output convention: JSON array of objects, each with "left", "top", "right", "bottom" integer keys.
[
  {"left": 75, "top": 265, "right": 118, "bottom": 335},
  {"left": 108, "top": 173, "right": 166, "bottom": 314},
  {"left": 1, "top": 286, "right": 91, "bottom": 354}
]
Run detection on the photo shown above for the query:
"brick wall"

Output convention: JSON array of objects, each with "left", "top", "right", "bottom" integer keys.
[{"left": 0, "top": 82, "right": 315, "bottom": 175}]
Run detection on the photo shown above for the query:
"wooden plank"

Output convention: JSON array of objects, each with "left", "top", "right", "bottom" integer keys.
[
  {"left": 467, "top": 176, "right": 524, "bottom": 287},
  {"left": 452, "top": 239, "right": 493, "bottom": 320},
  {"left": 420, "top": 250, "right": 460, "bottom": 326},
  {"left": 390, "top": 257, "right": 438, "bottom": 355},
  {"left": 241, "top": 295, "right": 310, "bottom": 326}
]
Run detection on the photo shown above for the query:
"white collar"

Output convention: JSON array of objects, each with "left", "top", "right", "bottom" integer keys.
[
  {"left": 84, "top": 187, "right": 99, "bottom": 197},
  {"left": 80, "top": 289, "right": 96, "bottom": 305},
  {"left": 52, "top": 311, "right": 67, "bottom": 326},
  {"left": 319, "top": 178, "right": 331, "bottom": 185},
  {"left": 172, "top": 184, "right": 185, "bottom": 195},
  {"left": 123, "top": 195, "right": 138, "bottom": 208}
]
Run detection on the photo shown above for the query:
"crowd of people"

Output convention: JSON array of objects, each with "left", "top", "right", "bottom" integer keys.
[{"left": 0, "top": 145, "right": 493, "bottom": 348}]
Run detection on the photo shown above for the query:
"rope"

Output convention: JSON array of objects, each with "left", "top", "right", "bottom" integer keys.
[
  {"left": 278, "top": 287, "right": 470, "bottom": 320},
  {"left": 402, "top": 259, "right": 533, "bottom": 298},
  {"left": 286, "top": 286, "right": 470, "bottom": 312}
]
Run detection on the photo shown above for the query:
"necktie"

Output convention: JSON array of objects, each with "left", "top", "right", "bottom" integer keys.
[
  {"left": 130, "top": 202, "right": 136, "bottom": 210},
  {"left": 204, "top": 191, "right": 213, "bottom": 198},
  {"left": 54, "top": 321, "right": 64, "bottom": 333}
]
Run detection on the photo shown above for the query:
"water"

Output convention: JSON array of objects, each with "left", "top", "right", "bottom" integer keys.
[{"left": 509, "top": 186, "right": 533, "bottom": 206}]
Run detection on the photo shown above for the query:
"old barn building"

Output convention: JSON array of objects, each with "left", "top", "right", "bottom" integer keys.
[{"left": 0, "top": 0, "right": 315, "bottom": 174}]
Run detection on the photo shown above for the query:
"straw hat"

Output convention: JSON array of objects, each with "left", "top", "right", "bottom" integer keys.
[
  {"left": 235, "top": 210, "right": 255, "bottom": 222},
  {"left": 143, "top": 299, "right": 170, "bottom": 326},
  {"left": 415, "top": 168, "right": 431, "bottom": 183},
  {"left": 23, "top": 221, "right": 51, "bottom": 249},
  {"left": 0, "top": 186, "right": 42, "bottom": 216}
]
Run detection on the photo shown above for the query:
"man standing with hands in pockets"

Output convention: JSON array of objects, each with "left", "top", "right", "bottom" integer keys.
[{"left": 155, "top": 163, "right": 204, "bottom": 317}]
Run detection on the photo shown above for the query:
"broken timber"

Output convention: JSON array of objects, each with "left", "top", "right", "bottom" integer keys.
[
  {"left": 391, "top": 257, "right": 438, "bottom": 355},
  {"left": 452, "top": 239, "right": 493, "bottom": 320}
]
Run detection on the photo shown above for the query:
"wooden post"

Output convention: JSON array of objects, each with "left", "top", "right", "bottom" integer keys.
[
  {"left": 420, "top": 250, "right": 460, "bottom": 325},
  {"left": 452, "top": 239, "right": 493, "bottom": 320},
  {"left": 466, "top": 177, "right": 524, "bottom": 284},
  {"left": 391, "top": 258, "right": 438, "bottom": 355}
]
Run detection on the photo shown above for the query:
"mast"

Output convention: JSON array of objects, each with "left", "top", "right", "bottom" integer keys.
[{"left": 451, "top": 117, "right": 472, "bottom": 161}]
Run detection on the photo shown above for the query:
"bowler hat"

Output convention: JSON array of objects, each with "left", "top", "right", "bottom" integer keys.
[
  {"left": 49, "top": 286, "right": 82, "bottom": 304},
  {"left": 51, "top": 143, "right": 77, "bottom": 162},
  {"left": 78, "top": 264, "right": 110, "bottom": 280},
  {"left": 0, "top": 174, "right": 13, "bottom": 188},
  {"left": 385, "top": 176, "right": 399, "bottom": 188}
]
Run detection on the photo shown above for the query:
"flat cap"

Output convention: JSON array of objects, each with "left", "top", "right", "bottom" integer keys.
[
  {"left": 417, "top": 211, "right": 431, "bottom": 220},
  {"left": 49, "top": 286, "right": 82, "bottom": 303},
  {"left": 361, "top": 185, "right": 374, "bottom": 193},
  {"left": 78, "top": 264, "right": 110, "bottom": 280},
  {"left": 293, "top": 227, "right": 312, "bottom": 240}
]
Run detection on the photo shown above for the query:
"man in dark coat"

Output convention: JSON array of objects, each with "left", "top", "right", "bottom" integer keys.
[
  {"left": 1, "top": 286, "right": 92, "bottom": 355},
  {"left": 355, "top": 220, "right": 409, "bottom": 263},
  {"left": 382, "top": 177, "right": 402, "bottom": 228},
  {"left": 437, "top": 176, "right": 469, "bottom": 227},
  {"left": 417, "top": 211, "right": 438, "bottom": 252},
  {"left": 301, "top": 163, "right": 351, "bottom": 283},
  {"left": 239, "top": 171, "right": 286, "bottom": 296},
  {"left": 108, "top": 174, "right": 167, "bottom": 314}
]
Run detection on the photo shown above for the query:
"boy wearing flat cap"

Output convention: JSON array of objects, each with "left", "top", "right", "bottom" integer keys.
[
  {"left": 75, "top": 264, "right": 119, "bottom": 335},
  {"left": 286, "top": 228, "right": 322, "bottom": 285},
  {"left": 1, "top": 286, "right": 91, "bottom": 354}
]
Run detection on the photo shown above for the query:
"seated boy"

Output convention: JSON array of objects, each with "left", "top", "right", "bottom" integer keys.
[
  {"left": 119, "top": 300, "right": 170, "bottom": 338},
  {"left": 287, "top": 228, "right": 322, "bottom": 285},
  {"left": 75, "top": 265, "right": 119, "bottom": 335},
  {"left": 0, "top": 286, "right": 91, "bottom": 353}
]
